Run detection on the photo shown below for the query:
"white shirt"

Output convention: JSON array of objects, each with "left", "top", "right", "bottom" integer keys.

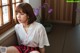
[{"left": 14, "top": 21, "right": 50, "bottom": 48}]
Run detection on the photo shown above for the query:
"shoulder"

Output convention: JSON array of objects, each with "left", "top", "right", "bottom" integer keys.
[
  {"left": 33, "top": 22, "right": 45, "bottom": 29},
  {"left": 14, "top": 24, "right": 21, "bottom": 30},
  {"left": 33, "top": 22, "right": 46, "bottom": 32}
]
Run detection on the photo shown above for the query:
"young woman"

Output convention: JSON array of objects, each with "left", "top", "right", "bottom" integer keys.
[{"left": 6, "top": 3, "right": 50, "bottom": 53}]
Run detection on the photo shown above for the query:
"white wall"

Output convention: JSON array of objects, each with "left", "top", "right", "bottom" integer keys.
[
  {"left": 24, "top": 0, "right": 41, "bottom": 10},
  {"left": 23, "top": 0, "right": 42, "bottom": 22}
]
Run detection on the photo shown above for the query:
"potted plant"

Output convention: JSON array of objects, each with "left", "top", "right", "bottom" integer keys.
[{"left": 34, "top": 3, "right": 53, "bottom": 33}]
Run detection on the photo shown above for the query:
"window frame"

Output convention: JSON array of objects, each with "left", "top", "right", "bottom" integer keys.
[{"left": 0, "top": 0, "right": 23, "bottom": 35}]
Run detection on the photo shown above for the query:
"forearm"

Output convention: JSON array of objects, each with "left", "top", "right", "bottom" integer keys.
[{"left": 39, "top": 47, "right": 45, "bottom": 53}]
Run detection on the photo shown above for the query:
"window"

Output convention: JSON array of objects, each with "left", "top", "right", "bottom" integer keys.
[{"left": 0, "top": 0, "right": 22, "bottom": 34}]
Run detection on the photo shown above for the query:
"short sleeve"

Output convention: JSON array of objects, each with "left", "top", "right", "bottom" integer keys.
[{"left": 38, "top": 25, "right": 50, "bottom": 48}]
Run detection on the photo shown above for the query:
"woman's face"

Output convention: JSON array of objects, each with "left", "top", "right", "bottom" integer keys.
[{"left": 16, "top": 9, "right": 29, "bottom": 23}]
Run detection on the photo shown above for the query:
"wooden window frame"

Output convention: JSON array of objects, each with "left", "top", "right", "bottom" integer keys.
[{"left": 0, "top": 0, "right": 23, "bottom": 35}]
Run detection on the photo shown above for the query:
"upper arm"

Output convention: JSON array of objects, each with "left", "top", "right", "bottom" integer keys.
[{"left": 38, "top": 25, "right": 50, "bottom": 48}]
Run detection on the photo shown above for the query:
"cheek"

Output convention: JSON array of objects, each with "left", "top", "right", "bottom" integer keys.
[
  {"left": 23, "top": 14, "right": 28, "bottom": 19},
  {"left": 21, "top": 15, "right": 28, "bottom": 21}
]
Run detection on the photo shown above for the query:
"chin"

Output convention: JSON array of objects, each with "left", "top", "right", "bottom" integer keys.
[
  {"left": 19, "top": 20, "right": 28, "bottom": 23},
  {"left": 18, "top": 21, "right": 22, "bottom": 23},
  {"left": 20, "top": 22, "right": 26, "bottom": 23}
]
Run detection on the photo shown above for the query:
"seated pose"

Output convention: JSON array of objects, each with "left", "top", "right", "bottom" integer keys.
[{"left": 0, "top": 3, "right": 50, "bottom": 53}]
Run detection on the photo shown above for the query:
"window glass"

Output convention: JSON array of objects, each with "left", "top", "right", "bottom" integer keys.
[
  {"left": 12, "top": 4, "right": 15, "bottom": 19},
  {"left": 2, "top": 0, "right": 8, "bottom": 5},
  {"left": 12, "top": 0, "right": 15, "bottom": 3},
  {"left": 16, "top": 0, "right": 20, "bottom": 2},
  {"left": 3, "top": 6, "right": 9, "bottom": 24}
]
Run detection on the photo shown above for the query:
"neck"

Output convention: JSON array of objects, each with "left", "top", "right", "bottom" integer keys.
[{"left": 22, "top": 21, "right": 29, "bottom": 28}]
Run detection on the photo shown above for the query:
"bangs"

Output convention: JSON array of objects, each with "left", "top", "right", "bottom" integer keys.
[{"left": 15, "top": 6, "right": 22, "bottom": 13}]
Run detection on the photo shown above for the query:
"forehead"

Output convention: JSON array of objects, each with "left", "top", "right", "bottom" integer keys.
[{"left": 15, "top": 7, "right": 23, "bottom": 13}]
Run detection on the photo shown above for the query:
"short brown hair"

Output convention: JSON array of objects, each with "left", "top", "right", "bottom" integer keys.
[{"left": 16, "top": 3, "right": 36, "bottom": 24}]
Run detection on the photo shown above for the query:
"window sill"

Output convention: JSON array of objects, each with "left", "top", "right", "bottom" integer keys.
[{"left": 0, "top": 27, "right": 15, "bottom": 44}]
